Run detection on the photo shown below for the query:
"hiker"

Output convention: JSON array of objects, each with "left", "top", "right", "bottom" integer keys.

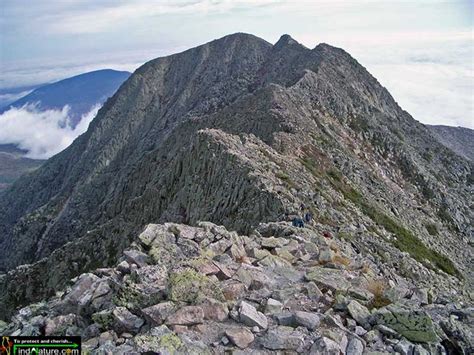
[
  {"left": 292, "top": 217, "right": 305, "bottom": 228},
  {"left": 304, "top": 211, "right": 312, "bottom": 223}
]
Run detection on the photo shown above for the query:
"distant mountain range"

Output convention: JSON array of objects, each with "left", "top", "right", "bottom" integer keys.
[
  {"left": 1, "top": 69, "right": 131, "bottom": 127},
  {"left": 0, "top": 69, "right": 131, "bottom": 191}
]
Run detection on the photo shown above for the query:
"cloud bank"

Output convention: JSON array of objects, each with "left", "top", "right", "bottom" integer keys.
[{"left": 0, "top": 104, "right": 100, "bottom": 159}]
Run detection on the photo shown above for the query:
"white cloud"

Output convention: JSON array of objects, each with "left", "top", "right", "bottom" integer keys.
[
  {"left": 0, "top": 103, "right": 100, "bottom": 159},
  {"left": 0, "top": 90, "right": 33, "bottom": 108}
]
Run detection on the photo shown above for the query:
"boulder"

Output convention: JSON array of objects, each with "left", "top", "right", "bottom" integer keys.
[
  {"left": 294, "top": 311, "right": 320, "bottom": 330},
  {"left": 274, "top": 312, "right": 295, "bottom": 326},
  {"left": 310, "top": 337, "right": 341, "bottom": 355},
  {"left": 261, "top": 237, "right": 288, "bottom": 249},
  {"left": 410, "top": 288, "right": 429, "bottom": 305},
  {"left": 142, "top": 302, "right": 176, "bottom": 325},
  {"left": 305, "top": 281, "right": 323, "bottom": 301},
  {"left": 238, "top": 301, "right": 268, "bottom": 329},
  {"left": 112, "top": 307, "right": 144, "bottom": 334},
  {"left": 45, "top": 314, "right": 85, "bottom": 336},
  {"left": 346, "top": 337, "right": 364, "bottom": 355},
  {"left": 261, "top": 326, "right": 305, "bottom": 351},
  {"left": 347, "top": 300, "right": 371, "bottom": 329},
  {"left": 225, "top": 328, "right": 255, "bottom": 349},
  {"left": 166, "top": 306, "right": 204, "bottom": 326},
  {"left": 371, "top": 305, "right": 438, "bottom": 343},
  {"left": 265, "top": 298, "right": 283, "bottom": 314},
  {"left": 201, "top": 298, "right": 228, "bottom": 321},
  {"left": 123, "top": 250, "right": 149, "bottom": 267}
]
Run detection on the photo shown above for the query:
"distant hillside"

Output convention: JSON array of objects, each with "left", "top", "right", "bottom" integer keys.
[
  {"left": 0, "top": 69, "right": 130, "bottom": 189},
  {"left": 428, "top": 125, "right": 474, "bottom": 161},
  {"left": 1, "top": 69, "right": 131, "bottom": 127},
  {"left": 0, "top": 144, "right": 43, "bottom": 192}
]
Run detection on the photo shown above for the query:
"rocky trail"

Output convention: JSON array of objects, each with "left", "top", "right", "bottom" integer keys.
[{"left": 2, "top": 222, "right": 471, "bottom": 354}]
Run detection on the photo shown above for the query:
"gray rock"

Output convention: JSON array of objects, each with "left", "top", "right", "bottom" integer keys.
[
  {"left": 225, "top": 328, "right": 255, "bottom": 349},
  {"left": 116, "top": 261, "right": 131, "bottom": 274},
  {"left": 142, "top": 302, "right": 176, "bottom": 325},
  {"left": 261, "top": 326, "right": 305, "bottom": 351},
  {"left": 346, "top": 337, "right": 364, "bottom": 355},
  {"left": 413, "top": 345, "right": 431, "bottom": 355},
  {"left": 305, "top": 281, "right": 323, "bottom": 301},
  {"left": 410, "top": 288, "right": 429, "bottom": 305},
  {"left": 318, "top": 248, "right": 334, "bottom": 263},
  {"left": 310, "top": 337, "right": 340, "bottom": 355},
  {"left": 98, "top": 330, "right": 118, "bottom": 346},
  {"left": 239, "top": 301, "right": 268, "bottom": 329},
  {"left": 112, "top": 307, "right": 144, "bottom": 334},
  {"left": 261, "top": 237, "right": 288, "bottom": 249},
  {"left": 201, "top": 298, "right": 228, "bottom": 321},
  {"left": 165, "top": 306, "right": 204, "bottom": 325},
  {"left": 265, "top": 298, "right": 283, "bottom": 314},
  {"left": 274, "top": 312, "right": 295, "bottom": 326},
  {"left": 394, "top": 339, "right": 415, "bottom": 355},
  {"left": 123, "top": 250, "right": 149, "bottom": 267},
  {"left": 294, "top": 311, "right": 320, "bottom": 330},
  {"left": 347, "top": 300, "right": 371, "bottom": 328},
  {"left": 376, "top": 324, "right": 401, "bottom": 338}
]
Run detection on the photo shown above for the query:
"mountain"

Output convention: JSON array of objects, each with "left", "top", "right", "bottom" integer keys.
[
  {"left": 0, "top": 34, "right": 472, "bottom": 352},
  {"left": 1, "top": 69, "right": 131, "bottom": 127},
  {"left": 0, "top": 69, "right": 130, "bottom": 189},
  {"left": 0, "top": 144, "right": 43, "bottom": 191},
  {"left": 428, "top": 125, "right": 474, "bottom": 162},
  {"left": 0, "top": 84, "right": 41, "bottom": 108}
]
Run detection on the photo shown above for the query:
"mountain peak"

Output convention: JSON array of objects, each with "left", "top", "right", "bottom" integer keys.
[{"left": 274, "top": 34, "right": 301, "bottom": 49}]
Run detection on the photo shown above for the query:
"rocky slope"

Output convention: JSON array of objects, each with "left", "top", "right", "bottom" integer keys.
[
  {"left": 427, "top": 125, "right": 474, "bottom": 162},
  {"left": 0, "top": 33, "right": 472, "bottom": 353},
  {"left": 1, "top": 222, "right": 471, "bottom": 354}
]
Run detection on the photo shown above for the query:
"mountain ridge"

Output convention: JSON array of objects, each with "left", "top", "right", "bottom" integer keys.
[
  {"left": 0, "top": 34, "right": 472, "bottom": 325},
  {"left": 427, "top": 124, "right": 474, "bottom": 161}
]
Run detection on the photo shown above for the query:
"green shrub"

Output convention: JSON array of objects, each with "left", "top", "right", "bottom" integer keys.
[
  {"left": 425, "top": 223, "right": 438, "bottom": 236},
  {"left": 327, "top": 168, "right": 461, "bottom": 279}
]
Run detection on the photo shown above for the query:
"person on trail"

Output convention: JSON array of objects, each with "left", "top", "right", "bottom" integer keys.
[
  {"left": 304, "top": 211, "right": 312, "bottom": 223},
  {"left": 292, "top": 217, "right": 305, "bottom": 228}
]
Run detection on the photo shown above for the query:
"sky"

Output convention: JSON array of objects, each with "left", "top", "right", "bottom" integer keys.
[{"left": 0, "top": 0, "right": 472, "bottom": 157}]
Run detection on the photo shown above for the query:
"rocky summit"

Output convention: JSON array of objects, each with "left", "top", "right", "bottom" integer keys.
[{"left": 0, "top": 33, "right": 472, "bottom": 353}]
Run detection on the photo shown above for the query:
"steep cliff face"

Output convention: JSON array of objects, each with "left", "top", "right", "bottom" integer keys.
[{"left": 0, "top": 33, "right": 472, "bottom": 301}]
